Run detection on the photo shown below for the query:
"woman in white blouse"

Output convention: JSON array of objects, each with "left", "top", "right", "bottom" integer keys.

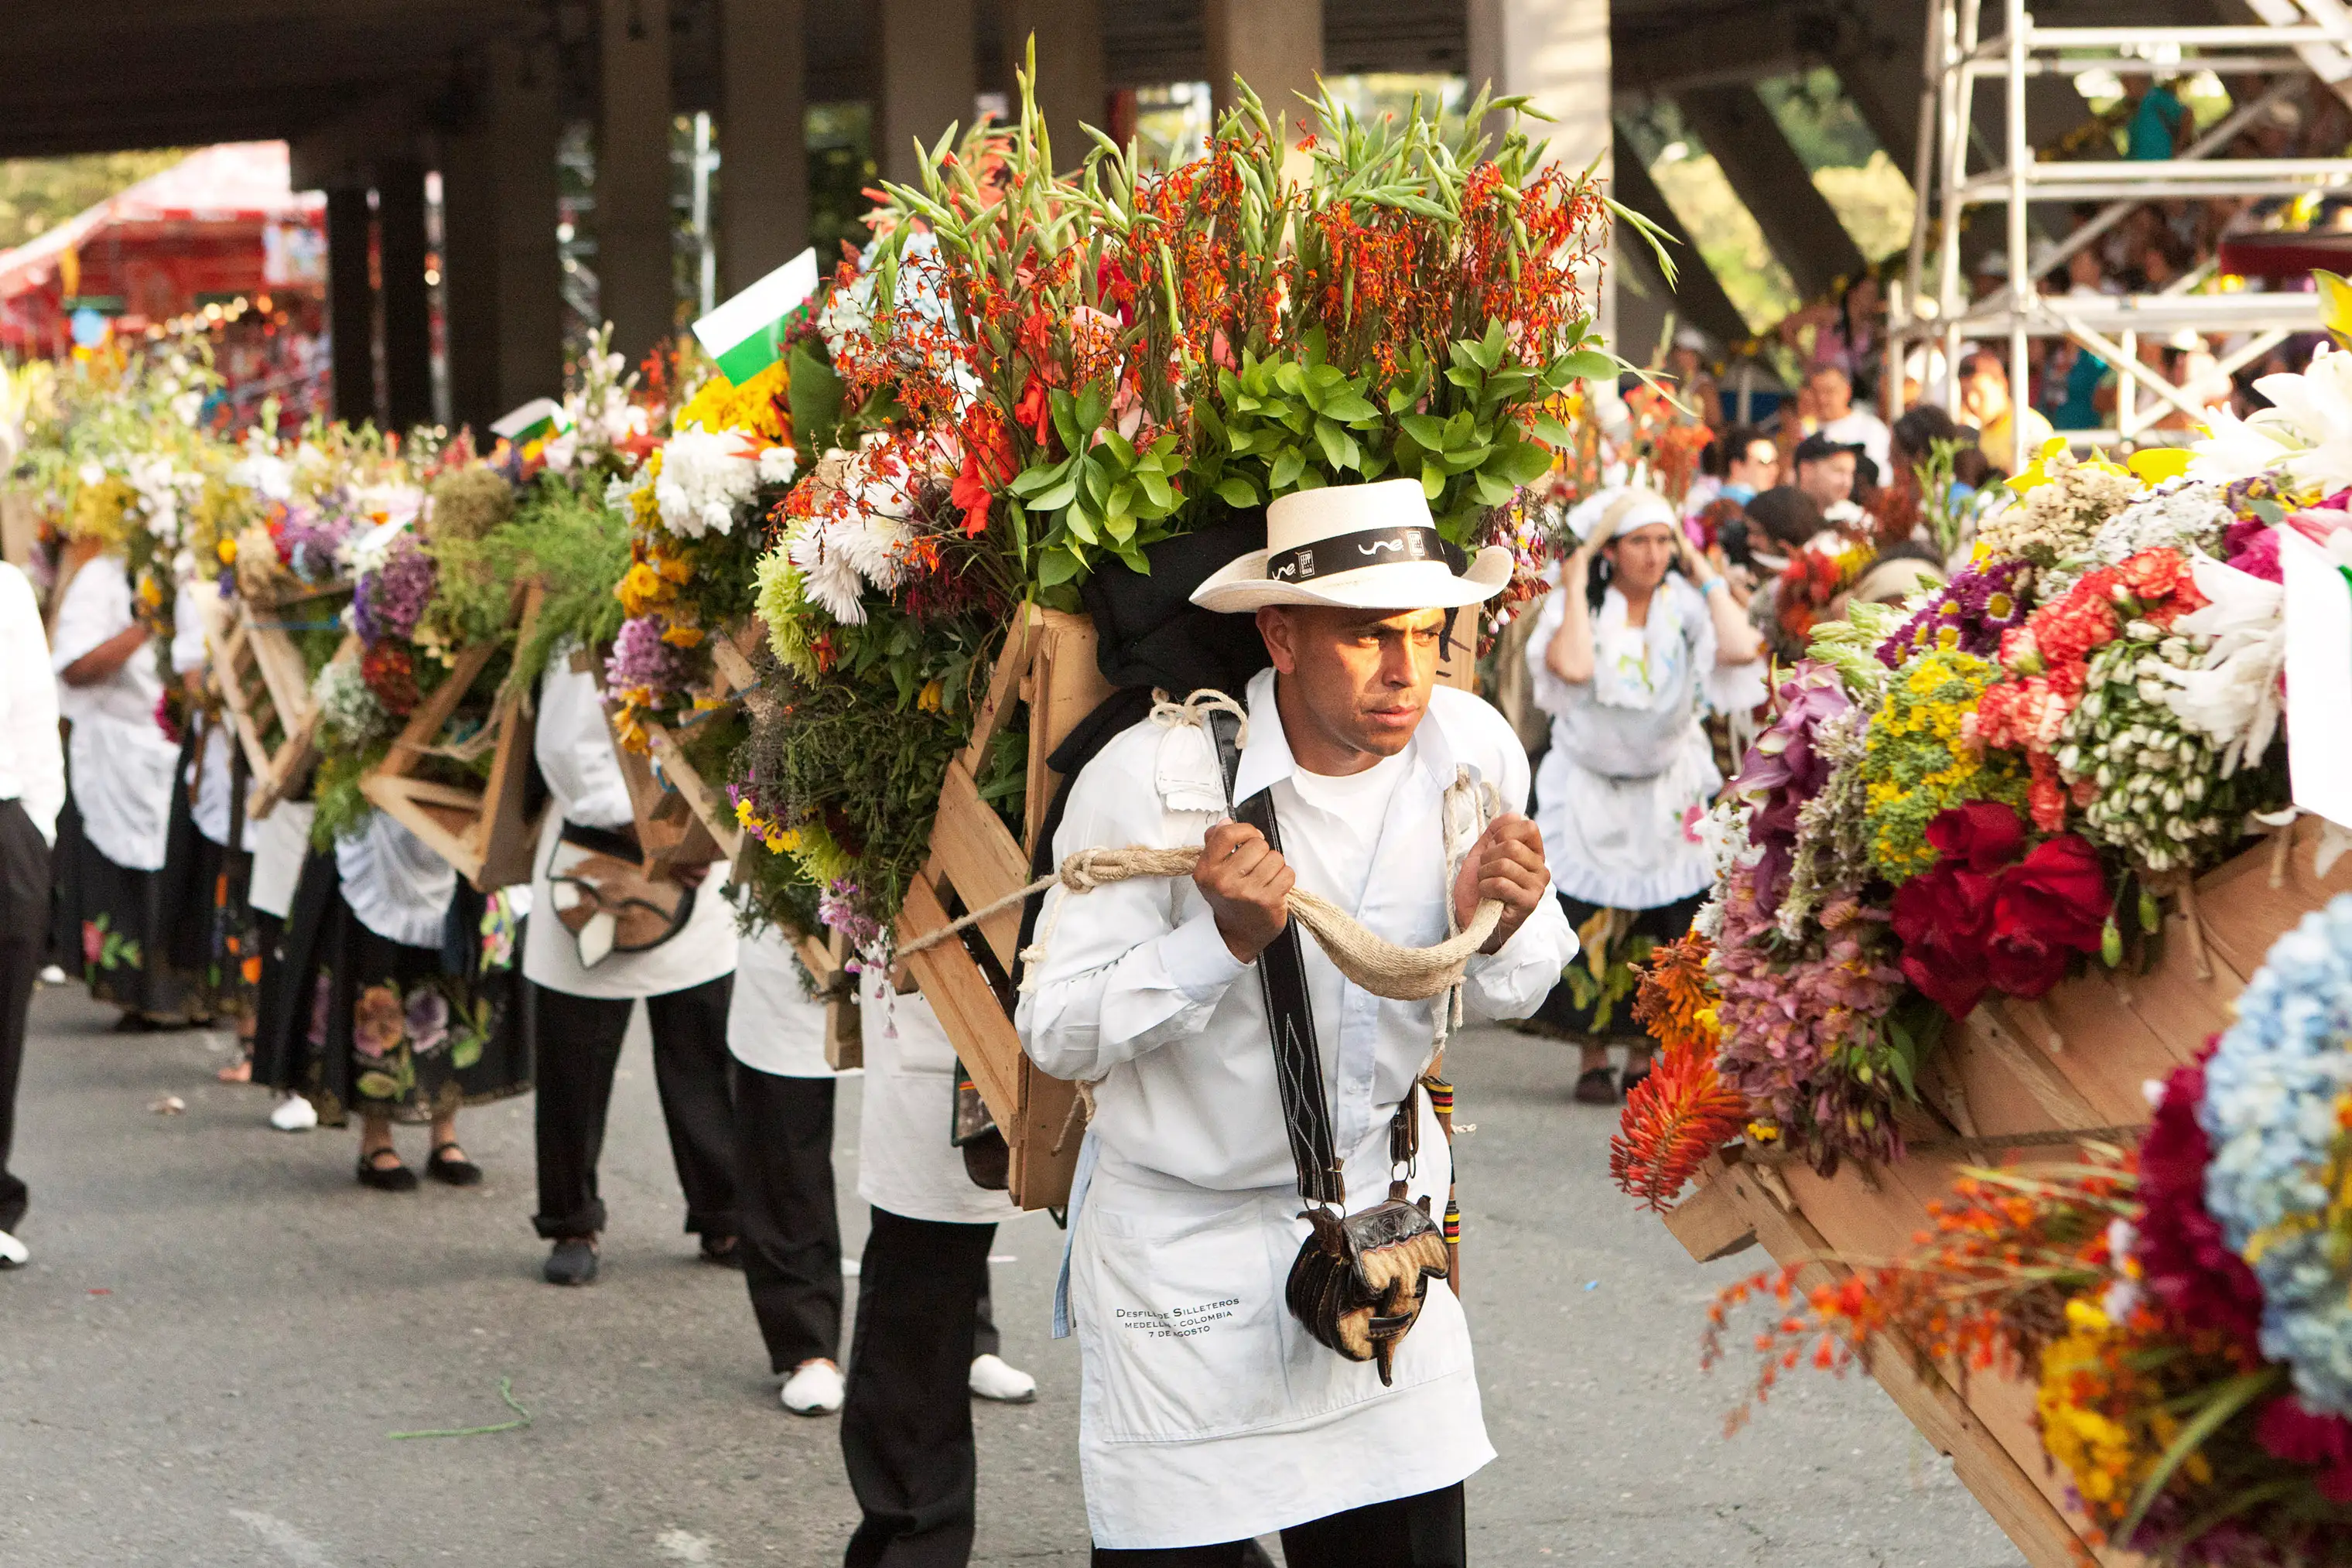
[
  {"left": 1521, "top": 487, "right": 1764, "bottom": 1102},
  {"left": 49, "top": 552, "right": 197, "bottom": 1024}
]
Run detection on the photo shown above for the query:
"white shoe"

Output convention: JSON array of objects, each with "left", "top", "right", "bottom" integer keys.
[
  {"left": 0, "top": 1229, "right": 26, "bottom": 1268},
  {"left": 36, "top": 965, "right": 65, "bottom": 986},
  {"left": 781, "top": 1358, "right": 845, "bottom": 1416},
  {"left": 969, "top": 1352, "right": 1036, "bottom": 1404},
  {"left": 268, "top": 1094, "right": 318, "bottom": 1132}
]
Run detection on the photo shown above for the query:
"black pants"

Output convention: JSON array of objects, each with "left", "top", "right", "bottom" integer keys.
[
  {"left": 0, "top": 799, "right": 50, "bottom": 1235},
  {"left": 734, "top": 1064, "right": 843, "bottom": 1372},
  {"left": 1089, "top": 1484, "right": 1468, "bottom": 1568},
  {"left": 532, "top": 975, "right": 737, "bottom": 1241},
  {"left": 841, "top": 1206, "right": 996, "bottom": 1568}
]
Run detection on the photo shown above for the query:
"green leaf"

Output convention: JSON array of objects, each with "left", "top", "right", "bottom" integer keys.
[
  {"left": 1050, "top": 388, "right": 1082, "bottom": 450},
  {"left": 1496, "top": 439, "right": 1554, "bottom": 487},
  {"left": 1533, "top": 412, "right": 1575, "bottom": 447},
  {"left": 451, "top": 1036, "right": 483, "bottom": 1070},
  {"left": 1314, "top": 419, "right": 1361, "bottom": 471},
  {"left": 1027, "top": 473, "right": 1079, "bottom": 512},
  {"left": 1076, "top": 383, "right": 1109, "bottom": 434},
  {"left": 356, "top": 1071, "right": 402, "bottom": 1100},
  {"left": 1137, "top": 469, "right": 1174, "bottom": 511},
  {"left": 1420, "top": 466, "right": 1446, "bottom": 501},
  {"left": 2117, "top": 1366, "right": 2283, "bottom": 1546},
  {"left": 1037, "top": 548, "right": 1085, "bottom": 587},
  {"left": 1398, "top": 413, "right": 1446, "bottom": 449},
  {"left": 1269, "top": 446, "right": 1306, "bottom": 491},
  {"left": 1321, "top": 391, "right": 1379, "bottom": 423},
  {"left": 1471, "top": 470, "right": 1516, "bottom": 507},
  {"left": 1561, "top": 350, "right": 1617, "bottom": 382},
  {"left": 1215, "top": 475, "right": 1261, "bottom": 507},
  {"left": 1007, "top": 458, "right": 1070, "bottom": 497}
]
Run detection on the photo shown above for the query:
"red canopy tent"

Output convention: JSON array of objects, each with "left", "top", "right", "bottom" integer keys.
[{"left": 0, "top": 142, "right": 325, "bottom": 359}]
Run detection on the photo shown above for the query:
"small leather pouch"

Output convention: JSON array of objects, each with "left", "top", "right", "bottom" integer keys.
[
  {"left": 545, "top": 821, "right": 695, "bottom": 967},
  {"left": 1286, "top": 1182, "right": 1451, "bottom": 1382}
]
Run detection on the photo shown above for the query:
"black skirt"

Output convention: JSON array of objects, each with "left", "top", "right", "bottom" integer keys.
[
  {"left": 1523, "top": 890, "right": 1707, "bottom": 1045},
  {"left": 51, "top": 791, "right": 202, "bottom": 1023},
  {"left": 254, "top": 845, "right": 533, "bottom": 1126},
  {"left": 160, "top": 729, "right": 258, "bottom": 1020}
]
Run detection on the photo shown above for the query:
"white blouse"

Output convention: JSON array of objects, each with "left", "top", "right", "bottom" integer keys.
[
  {"left": 0, "top": 563, "right": 63, "bottom": 844},
  {"left": 50, "top": 558, "right": 178, "bottom": 871},
  {"left": 336, "top": 811, "right": 456, "bottom": 950}
]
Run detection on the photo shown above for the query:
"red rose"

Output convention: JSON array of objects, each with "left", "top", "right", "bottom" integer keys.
[
  {"left": 1924, "top": 800, "right": 2025, "bottom": 874},
  {"left": 1892, "top": 861, "right": 1998, "bottom": 1019},
  {"left": 1981, "top": 834, "right": 2105, "bottom": 997}
]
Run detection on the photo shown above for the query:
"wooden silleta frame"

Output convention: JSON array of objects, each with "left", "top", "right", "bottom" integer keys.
[{"left": 358, "top": 583, "right": 543, "bottom": 891}]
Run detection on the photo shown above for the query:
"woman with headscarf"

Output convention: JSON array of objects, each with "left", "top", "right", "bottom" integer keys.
[{"left": 1523, "top": 488, "right": 1766, "bottom": 1103}]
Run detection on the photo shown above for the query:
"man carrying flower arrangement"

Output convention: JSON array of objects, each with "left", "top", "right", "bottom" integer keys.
[{"left": 1017, "top": 481, "right": 1574, "bottom": 1562}]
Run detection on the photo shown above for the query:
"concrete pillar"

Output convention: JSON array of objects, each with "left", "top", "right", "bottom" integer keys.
[
  {"left": 378, "top": 162, "right": 436, "bottom": 432},
  {"left": 1204, "top": 0, "right": 1320, "bottom": 126},
  {"left": 721, "top": 0, "right": 810, "bottom": 293},
  {"left": 1679, "top": 84, "right": 1868, "bottom": 302},
  {"left": 1467, "top": 0, "right": 1612, "bottom": 341},
  {"left": 442, "top": 39, "right": 565, "bottom": 432},
  {"left": 325, "top": 185, "right": 378, "bottom": 426},
  {"left": 600, "top": 0, "right": 676, "bottom": 364},
  {"left": 879, "top": 0, "right": 977, "bottom": 186},
  {"left": 1007, "top": 0, "right": 1105, "bottom": 162}
]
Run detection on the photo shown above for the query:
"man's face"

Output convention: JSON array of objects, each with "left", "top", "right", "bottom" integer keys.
[
  {"left": 1728, "top": 438, "right": 1778, "bottom": 491},
  {"left": 1959, "top": 371, "right": 2007, "bottom": 425},
  {"left": 1809, "top": 370, "right": 1852, "bottom": 420},
  {"left": 1257, "top": 603, "right": 1445, "bottom": 764},
  {"left": 1796, "top": 451, "right": 1855, "bottom": 507}
]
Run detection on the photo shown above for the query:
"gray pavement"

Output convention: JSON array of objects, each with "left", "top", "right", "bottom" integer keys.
[{"left": 0, "top": 980, "right": 2023, "bottom": 1567}]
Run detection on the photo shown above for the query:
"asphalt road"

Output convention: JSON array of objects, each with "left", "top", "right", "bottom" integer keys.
[{"left": 0, "top": 980, "right": 2024, "bottom": 1567}]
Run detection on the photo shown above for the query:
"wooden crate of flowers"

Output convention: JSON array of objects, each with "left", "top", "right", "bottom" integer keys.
[
  {"left": 1612, "top": 353, "right": 2352, "bottom": 1562},
  {"left": 723, "top": 56, "right": 1626, "bottom": 1211}
]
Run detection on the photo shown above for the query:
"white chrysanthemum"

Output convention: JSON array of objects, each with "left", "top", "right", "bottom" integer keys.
[
  {"left": 787, "top": 519, "right": 871, "bottom": 623},
  {"left": 757, "top": 444, "right": 798, "bottom": 486},
  {"left": 655, "top": 425, "right": 761, "bottom": 538}
]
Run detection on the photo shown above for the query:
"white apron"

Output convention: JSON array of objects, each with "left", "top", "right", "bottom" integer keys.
[{"left": 1067, "top": 1099, "right": 1490, "bottom": 1549}]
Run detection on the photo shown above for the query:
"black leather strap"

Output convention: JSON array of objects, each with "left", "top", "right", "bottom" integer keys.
[{"left": 1205, "top": 708, "right": 1346, "bottom": 1208}]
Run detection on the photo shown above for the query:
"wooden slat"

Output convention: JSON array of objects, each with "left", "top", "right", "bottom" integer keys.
[
  {"left": 824, "top": 932, "right": 863, "bottom": 1071},
  {"left": 1691, "top": 1157, "right": 2097, "bottom": 1568},
  {"left": 1010, "top": 1058, "right": 1082, "bottom": 1210},
  {"left": 378, "top": 637, "right": 501, "bottom": 777},
  {"left": 958, "top": 603, "right": 1047, "bottom": 777},
  {"left": 644, "top": 719, "right": 742, "bottom": 863},
  {"left": 1023, "top": 610, "right": 1112, "bottom": 849},
  {"left": 927, "top": 758, "right": 1029, "bottom": 969},
  {"left": 899, "top": 874, "right": 1024, "bottom": 1135},
  {"left": 1659, "top": 1170, "right": 1759, "bottom": 1262},
  {"left": 360, "top": 773, "right": 488, "bottom": 881}
]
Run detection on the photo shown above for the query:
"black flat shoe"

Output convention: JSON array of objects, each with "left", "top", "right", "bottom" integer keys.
[
  {"left": 699, "top": 1234, "right": 742, "bottom": 1269},
  {"left": 1572, "top": 1067, "right": 1619, "bottom": 1105},
  {"left": 357, "top": 1149, "right": 418, "bottom": 1192},
  {"left": 544, "top": 1238, "right": 600, "bottom": 1286},
  {"left": 426, "top": 1143, "right": 484, "bottom": 1187},
  {"left": 1619, "top": 1064, "right": 1654, "bottom": 1097}
]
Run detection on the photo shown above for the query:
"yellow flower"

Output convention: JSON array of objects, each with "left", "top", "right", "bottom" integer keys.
[
  {"left": 2125, "top": 447, "right": 2193, "bottom": 486},
  {"left": 917, "top": 678, "right": 944, "bottom": 712},
  {"left": 1745, "top": 1120, "right": 1780, "bottom": 1144},
  {"left": 217, "top": 536, "right": 238, "bottom": 564},
  {"left": 2319, "top": 268, "right": 2352, "bottom": 349}
]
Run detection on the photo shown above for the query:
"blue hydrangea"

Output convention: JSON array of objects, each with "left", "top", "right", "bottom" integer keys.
[{"left": 2200, "top": 893, "right": 2352, "bottom": 1418}]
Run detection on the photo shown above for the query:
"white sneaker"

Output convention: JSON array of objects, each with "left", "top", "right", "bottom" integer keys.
[
  {"left": 0, "top": 1229, "right": 26, "bottom": 1268},
  {"left": 969, "top": 1352, "right": 1037, "bottom": 1404},
  {"left": 268, "top": 1094, "right": 318, "bottom": 1132},
  {"left": 781, "top": 1358, "right": 845, "bottom": 1416},
  {"left": 36, "top": 965, "right": 66, "bottom": 986}
]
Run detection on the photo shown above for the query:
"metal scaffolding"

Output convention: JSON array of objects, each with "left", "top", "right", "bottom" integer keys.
[{"left": 1888, "top": 0, "right": 2352, "bottom": 468}]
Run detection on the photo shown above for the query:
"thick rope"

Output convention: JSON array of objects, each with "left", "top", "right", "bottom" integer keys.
[{"left": 891, "top": 841, "right": 1504, "bottom": 1003}]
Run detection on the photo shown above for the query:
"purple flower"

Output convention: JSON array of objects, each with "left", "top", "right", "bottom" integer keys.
[
  {"left": 353, "top": 536, "right": 436, "bottom": 644},
  {"left": 604, "top": 616, "right": 697, "bottom": 704},
  {"left": 817, "top": 878, "right": 883, "bottom": 955},
  {"left": 1875, "top": 557, "right": 2029, "bottom": 667},
  {"left": 275, "top": 500, "right": 354, "bottom": 585},
  {"left": 404, "top": 987, "right": 450, "bottom": 1056}
]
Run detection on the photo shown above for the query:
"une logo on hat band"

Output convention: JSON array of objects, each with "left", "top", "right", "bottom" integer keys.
[{"left": 1267, "top": 525, "right": 1440, "bottom": 582}]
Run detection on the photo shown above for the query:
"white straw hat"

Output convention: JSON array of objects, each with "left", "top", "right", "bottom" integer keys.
[{"left": 1189, "top": 478, "right": 1513, "bottom": 613}]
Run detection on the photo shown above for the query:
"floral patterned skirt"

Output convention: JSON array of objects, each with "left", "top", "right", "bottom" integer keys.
[
  {"left": 254, "top": 845, "right": 532, "bottom": 1127},
  {"left": 1523, "top": 890, "right": 1707, "bottom": 1045},
  {"left": 50, "top": 795, "right": 202, "bottom": 1022},
  {"left": 159, "top": 732, "right": 260, "bottom": 1022}
]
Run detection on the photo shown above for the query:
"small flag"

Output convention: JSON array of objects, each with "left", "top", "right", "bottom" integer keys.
[
  {"left": 693, "top": 248, "right": 820, "bottom": 385},
  {"left": 490, "top": 398, "right": 572, "bottom": 445}
]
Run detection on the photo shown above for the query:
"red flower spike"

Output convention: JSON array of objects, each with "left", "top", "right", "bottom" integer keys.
[{"left": 1609, "top": 1047, "right": 1748, "bottom": 1212}]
